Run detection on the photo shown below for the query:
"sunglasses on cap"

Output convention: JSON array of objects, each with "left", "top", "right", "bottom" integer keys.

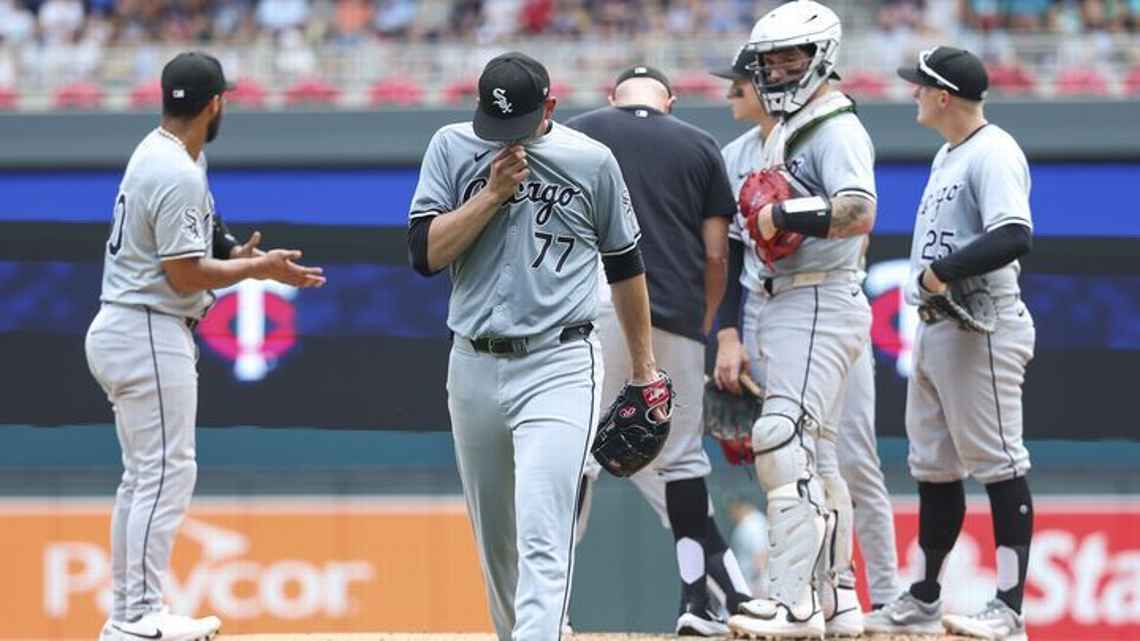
[{"left": 918, "top": 48, "right": 960, "bottom": 92}]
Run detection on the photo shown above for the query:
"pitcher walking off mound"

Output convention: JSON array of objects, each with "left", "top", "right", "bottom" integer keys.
[{"left": 407, "top": 52, "right": 667, "bottom": 641}]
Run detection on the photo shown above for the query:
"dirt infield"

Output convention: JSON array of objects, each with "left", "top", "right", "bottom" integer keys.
[{"left": 222, "top": 629, "right": 971, "bottom": 634}]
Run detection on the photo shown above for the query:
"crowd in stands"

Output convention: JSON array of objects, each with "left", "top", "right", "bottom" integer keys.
[{"left": 0, "top": 0, "right": 1138, "bottom": 108}]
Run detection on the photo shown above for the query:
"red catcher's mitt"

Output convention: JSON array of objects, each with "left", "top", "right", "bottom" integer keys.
[{"left": 739, "top": 168, "right": 804, "bottom": 268}]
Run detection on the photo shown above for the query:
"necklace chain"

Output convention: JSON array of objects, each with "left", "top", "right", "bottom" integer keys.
[{"left": 156, "top": 126, "right": 190, "bottom": 156}]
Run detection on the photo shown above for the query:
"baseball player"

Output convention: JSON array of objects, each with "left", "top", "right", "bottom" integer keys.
[
  {"left": 868, "top": 47, "right": 1035, "bottom": 641},
  {"left": 407, "top": 51, "right": 667, "bottom": 641},
  {"left": 563, "top": 65, "right": 754, "bottom": 636},
  {"left": 86, "top": 52, "right": 326, "bottom": 641},
  {"left": 712, "top": 41, "right": 902, "bottom": 615},
  {"left": 715, "top": 3, "right": 880, "bottom": 637}
]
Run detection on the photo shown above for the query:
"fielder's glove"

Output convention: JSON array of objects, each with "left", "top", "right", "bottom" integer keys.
[
  {"left": 921, "top": 275, "right": 997, "bottom": 334},
  {"left": 592, "top": 371, "right": 674, "bottom": 478},
  {"left": 739, "top": 168, "right": 803, "bottom": 269},
  {"left": 703, "top": 372, "right": 763, "bottom": 466}
]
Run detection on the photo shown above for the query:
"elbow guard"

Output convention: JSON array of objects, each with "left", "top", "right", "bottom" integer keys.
[{"left": 602, "top": 246, "right": 645, "bottom": 283}]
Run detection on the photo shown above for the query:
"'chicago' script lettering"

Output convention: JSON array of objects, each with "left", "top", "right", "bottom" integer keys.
[{"left": 462, "top": 178, "right": 581, "bottom": 225}]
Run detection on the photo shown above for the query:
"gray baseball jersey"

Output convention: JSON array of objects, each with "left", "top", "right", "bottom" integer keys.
[
  {"left": 905, "top": 123, "right": 1035, "bottom": 484},
  {"left": 740, "top": 91, "right": 875, "bottom": 618},
  {"left": 100, "top": 128, "right": 216, "bottom": 319},
  {"left": 904, "top": 124, "right": 1033, "bottom": 306},
  {"left": 412, "top": 120, "right": 637, "bottom": 640},
  {"left": 85, "top": 127, "right": 214, "bottom": 623},
  {"left": 730, "top": 92, "right": 876, "bottom": 281},
  {"left": 722, "top": 125, "right": 773, "bottom": 290},
  {"left": 409, "top": 121, "right": 640, "bottom": 339}
]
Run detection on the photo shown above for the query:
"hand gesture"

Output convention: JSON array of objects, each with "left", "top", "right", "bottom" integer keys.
[
  {"left": 486, "top": 145, "right": 529, "bottom": 202},
  {"left": 259, "top": 249, "right": 326, "bottom": 288},
  {"left": 230, "top": 230, "right": 264, "bottom": 259}
]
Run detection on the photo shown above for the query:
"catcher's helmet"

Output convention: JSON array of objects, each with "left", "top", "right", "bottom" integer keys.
[{"left": 744, "top": 0, "right": 841, "bottom": 115}]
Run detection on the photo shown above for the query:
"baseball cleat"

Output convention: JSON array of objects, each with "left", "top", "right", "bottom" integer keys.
[
  {"left": 676, "top": 606, "right": 731, "bottom": 637},
  {"left": 943, "top": 598, "right": 1028, "bottom": 641},
  {"left": 108, "top": 610, "right": 221, "bottom": 641},
  {"left": 863, "top": 591, "right": 944, "bottom": 635},
  {"left": 824, "top": 585, "right": 864, "bottom": 637},
  {"left": 729, "top": 598, "right": 825, "bottom": 639}
]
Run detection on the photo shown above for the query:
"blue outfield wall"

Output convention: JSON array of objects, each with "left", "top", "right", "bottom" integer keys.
[{"left": 1, "top": 163, "right": 1139, "bottom": 237}]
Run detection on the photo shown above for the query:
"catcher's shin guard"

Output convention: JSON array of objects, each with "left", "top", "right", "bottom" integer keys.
[
  {"left": 822, "top": 474, "right": 856, "bottom": 586},
  {"left": 764, "top": 482, "right": 828, "bottom": 621}
]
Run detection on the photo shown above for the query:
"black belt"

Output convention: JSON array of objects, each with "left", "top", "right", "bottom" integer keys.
[
  {"left": 470, "top": 322, "right": 593, "bottom": 356},
  {"left": 107, "top": 302, "right": 199, "bottom": 331}
]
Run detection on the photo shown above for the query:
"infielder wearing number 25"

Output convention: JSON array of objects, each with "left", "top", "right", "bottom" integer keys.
[
  {"left": 868, "top": 47, "right": 1036, "bottom": 641},
  {"left": 408, "top": 52, "right": 670, "bottom": 641},
  {"left": 85, "top": 52, "right": 325, "bottom": 641}
]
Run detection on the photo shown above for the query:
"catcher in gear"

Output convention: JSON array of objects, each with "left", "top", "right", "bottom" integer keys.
[{"left": 720, "top": 3, "right": 880, "bottom": 638}]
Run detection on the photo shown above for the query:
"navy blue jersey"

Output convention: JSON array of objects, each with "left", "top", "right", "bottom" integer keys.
[{"left": 566, "top": 105, "right": 736, "bottom": 340}]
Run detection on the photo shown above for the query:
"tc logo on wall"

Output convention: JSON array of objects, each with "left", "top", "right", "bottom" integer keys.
[
  {"left": 199, "top": 280, "right": 298, "bottom": 382},
  {"left": 865, "top": 258, "right": 920, "bottom": 378}
]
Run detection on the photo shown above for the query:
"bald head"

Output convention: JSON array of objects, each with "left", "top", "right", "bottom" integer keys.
[{"left": 611, "top": 77, "right": 674, "bottom": 112}]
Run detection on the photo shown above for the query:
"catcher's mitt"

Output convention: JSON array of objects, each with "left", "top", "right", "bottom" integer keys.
[
  {"left": 739, "top": 168, "right": 803, "bottom": 269},
  {"left": 920, "top": 275, "right": 997, "bottom": 334},
  {"left": 702, "top": 373, "right": 763, "bottom": 465},
  {"left": 592, "top": 372, "right": 674, "bottom": 478}
]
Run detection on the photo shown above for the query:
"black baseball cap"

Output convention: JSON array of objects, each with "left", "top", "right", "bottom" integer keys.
[
  {"left": 473, "top": 52, "right": 550, "bottom": 142},
  {"left": 162, "top": 51, "right": 233, "bottom": 116},
  {"left": 710, "top": 46, "right": 752, "bottom": 81},
  {"left": 614, "top": 64, "right": 673, "bottom": 96},
  {"left": 898, "top": 46, "right": 988, "bottom": 101}
]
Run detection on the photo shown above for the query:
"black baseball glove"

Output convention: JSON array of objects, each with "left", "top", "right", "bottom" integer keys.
[
  {"left": 703, "top": 372, "right": 763, "bottom": 466},
  {"left": 591, "top": 371, "right": 674, "bottom": 478},
  {"left": 922, "top": 275, "right": 997, "bottom": 334}
]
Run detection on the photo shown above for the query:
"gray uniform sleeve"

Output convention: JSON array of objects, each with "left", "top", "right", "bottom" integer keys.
[
  {"left": 593, "top": 151, "right": 641, "bottom": 255},
  {"left": 812, "top": 119, "right": 877, "bottom": 202},
  {"left": 155, "top": 170, "right": 208, "bottom": 261},
  {"left": 974, "top": 141, "right": 1033, "bottom": 232},
  {"left": 409, "top": 129, "right": 456, "bottom": 220}
]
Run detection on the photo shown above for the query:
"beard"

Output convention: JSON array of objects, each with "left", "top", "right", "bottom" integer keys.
[{"left": 205, "top": 109, "right": 223, "bottom": 143}]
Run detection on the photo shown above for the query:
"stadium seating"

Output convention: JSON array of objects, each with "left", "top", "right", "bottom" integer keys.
[
  {"left": 53, "top": 81, "right": 104, "bottom": 110},
  {"left": 369, "top": 77, "right": 425, "bottom": 106},
  {"left": 0, "top": 87, "right": 18, "bottom": 111},
  {"left": 1054, "top": 67, "right": 1111, "bottom": 97},
  {"left": 986, "top": 63, "right": 1038, "bottom": 96},
  {"left": 285, "top": 78, "right": 342, "bottom": 106},
  {"left": 840, "top": 70, "right": 890, "bottom": 100},
  {"left": 129, "top": 80, "right": 163, "bottom": 109}
]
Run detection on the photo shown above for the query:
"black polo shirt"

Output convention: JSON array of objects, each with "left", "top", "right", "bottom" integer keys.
[{"left": 565, "top": 105, "right": 736, "bottom": 341}]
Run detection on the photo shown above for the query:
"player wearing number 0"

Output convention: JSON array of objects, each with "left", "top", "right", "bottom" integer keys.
[
  {"left": 87, "top": 52, "right": 326, "bottom": 641},
  {"left": 867, "top": 47, "right": 1036, "bottom": 641},
  {"left": 407, "top": 52, "right": 666, "bottom": 641}
]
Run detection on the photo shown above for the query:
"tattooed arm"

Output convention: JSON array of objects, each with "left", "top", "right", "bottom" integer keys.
[{"left": 827, "top": 194, "right": 876, "bottom": 239}]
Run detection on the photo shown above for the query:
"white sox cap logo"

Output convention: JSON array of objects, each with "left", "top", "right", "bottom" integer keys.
[{"left": 492, "top": 88, "right": 512, "bottom": 114}]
